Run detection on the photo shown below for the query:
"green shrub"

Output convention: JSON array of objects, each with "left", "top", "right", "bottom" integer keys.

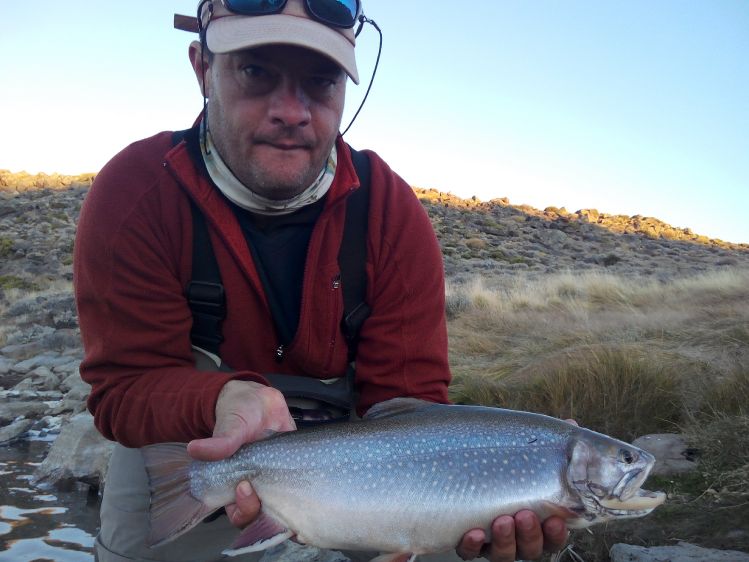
[
  {"left": 0, "top": 275, "right": 39, "bottom": 291},
  {"left": 0, "top": 237, "right": 13, "bottom": 258}
]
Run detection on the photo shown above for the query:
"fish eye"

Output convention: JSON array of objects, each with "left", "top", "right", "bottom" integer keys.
[{"left": 619, "top": 449, "right": 635, "bottom": 464}]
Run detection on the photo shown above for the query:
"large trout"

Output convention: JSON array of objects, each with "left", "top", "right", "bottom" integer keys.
[{"left": 141, "top": 398, "right": 665, "bottom": 559}]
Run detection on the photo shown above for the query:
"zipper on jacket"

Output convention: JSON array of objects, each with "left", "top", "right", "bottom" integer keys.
[{"left": 275, "top": 344, "right": 285, "bottom": 363}]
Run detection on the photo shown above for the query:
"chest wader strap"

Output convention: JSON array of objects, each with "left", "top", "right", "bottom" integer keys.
[
  {"left": 338, "top": 147, "right": 372, "bottom": 363},
  {"left": 187, "top": 198, "right": 226, "bottom": 354}
]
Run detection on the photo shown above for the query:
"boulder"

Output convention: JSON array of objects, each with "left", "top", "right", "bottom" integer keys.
[
  {"left": 0, "top": 400, "right": 51, "bottom": 424},
  {"left": 13, "top": 365, "right": 61, "bottom": 391},
  {"left": 534, "top": 229, "right": 569, "bottom": 247},
  {"left": 610, "top": 541, "right": 749, "bottom": 561},
  {"left": 632, "top": 433, "right": 698, "bottom": 476},
  {"left": 33, "top": 411, "right": 115, "bottom": 489},
  {"left": 0, "top": 417, "right": 34, "bottom": 445},
  {"left": 62, "top": 376, "right": 91, "bottom": 401}
]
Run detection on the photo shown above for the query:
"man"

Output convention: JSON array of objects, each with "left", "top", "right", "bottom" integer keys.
[{"left": 74, "top": 1, "right": 569, "bottom": 560}]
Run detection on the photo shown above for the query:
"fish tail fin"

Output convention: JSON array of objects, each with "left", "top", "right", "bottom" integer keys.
[{"left": 140, "top": 442, "right": 220, "bottom": 547}]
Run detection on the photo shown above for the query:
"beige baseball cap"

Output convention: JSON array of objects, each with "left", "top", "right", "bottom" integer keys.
[{"left": 176, "top": 0, "right": 359, "bottom": 84}]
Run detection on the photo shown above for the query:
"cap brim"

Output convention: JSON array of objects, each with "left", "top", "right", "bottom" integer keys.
[{"left": 207, "top": 15, "right": 359, "bottom": 84}]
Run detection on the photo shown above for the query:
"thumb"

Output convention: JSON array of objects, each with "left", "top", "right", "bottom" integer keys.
[{"left": 188, "top": 433, "right": 244, "bottom": 461}]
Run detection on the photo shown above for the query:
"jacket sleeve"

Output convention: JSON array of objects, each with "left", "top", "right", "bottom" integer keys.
[
  {"left": 353, "top": 152, "right": 451, "bottom": 415},
  {"left": 74, "top": 141, "right": 264, "bottom": 447}
]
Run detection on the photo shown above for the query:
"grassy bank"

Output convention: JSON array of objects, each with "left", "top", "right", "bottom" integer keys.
[{"left": 445, "top": 269, "right": 749, "bottom": 559}]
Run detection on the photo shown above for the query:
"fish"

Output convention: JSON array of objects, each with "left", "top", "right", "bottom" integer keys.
[{"left": 141, "top": 398, "right": 665, "bottom": 559}]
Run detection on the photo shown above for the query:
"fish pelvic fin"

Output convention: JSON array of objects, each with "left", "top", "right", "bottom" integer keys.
[
  {"left": 140, "top": 442, "right": 221, "bottom": 547},
  {"left": 222, "top": 512, "right": 292, "bottom": 556}
]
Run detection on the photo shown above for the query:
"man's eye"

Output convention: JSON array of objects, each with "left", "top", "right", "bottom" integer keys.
[
  {"left": 310, "top": 76, "right": 337, "bottom": 89},
  {"left": 242, "top": 65, "right": 269, "bottom": 78}
]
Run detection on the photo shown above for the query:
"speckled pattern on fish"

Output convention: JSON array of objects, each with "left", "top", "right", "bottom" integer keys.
[{"left": 142, "top": 398, "right": 665, "bottom": 559}]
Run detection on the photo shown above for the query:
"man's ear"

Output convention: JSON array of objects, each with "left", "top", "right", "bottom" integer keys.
[{"left": 189, "top": 40, "right": 211, "bottom": 98}]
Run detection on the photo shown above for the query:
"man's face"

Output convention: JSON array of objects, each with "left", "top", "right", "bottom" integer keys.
[{"left": 192, "top": 44, "right": 346, "bottom": 200}]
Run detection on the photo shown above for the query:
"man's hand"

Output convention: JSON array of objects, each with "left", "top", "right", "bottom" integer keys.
[
  {"left": 187, "top": 380, "right": 296, "bottom": 529},
  {"left": 456, "top": 511, "right": 568, "bottom": 561}
]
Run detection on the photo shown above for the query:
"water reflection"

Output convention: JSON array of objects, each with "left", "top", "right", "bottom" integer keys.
[{"left": 0, "top": 440, "right": 99, "bottom": 560}]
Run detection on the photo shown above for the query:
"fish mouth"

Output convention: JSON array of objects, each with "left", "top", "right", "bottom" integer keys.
[{"left": 597, "top": 488, "right": 666, "bottom": 515}]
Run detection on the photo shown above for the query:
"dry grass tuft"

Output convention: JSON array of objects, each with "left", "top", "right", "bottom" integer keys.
[
  {"left": 447, "top": 268, "right": 749, "bottom": 435},
  {"left": 684, "top": 413, "right": 749, "bottom": 499},
  {"left": 508, "top": 346, "right": 684, "bottom": 441}
]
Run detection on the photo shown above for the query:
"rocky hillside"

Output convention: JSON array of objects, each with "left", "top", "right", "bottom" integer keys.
[
  {"left": 2, "top": 171, "right": 747, "bottom": 297},
  {"left": 413, "top": 188, "right": 749, "bottom": 281}
]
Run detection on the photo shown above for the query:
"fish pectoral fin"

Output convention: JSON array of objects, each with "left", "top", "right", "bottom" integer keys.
[
  {"left": 221, "top": 512, "right": 293, "bottom": 556},
  {"left": 364, "top": 397, "right": 437, "bottom": 420},
  {"left": 369, "top": 553, "right": 417, "bottom": 562}
]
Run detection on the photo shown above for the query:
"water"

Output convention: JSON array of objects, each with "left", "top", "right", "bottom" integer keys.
[{"left": 0, "top": 439, "right": 99, "bottom": 561}]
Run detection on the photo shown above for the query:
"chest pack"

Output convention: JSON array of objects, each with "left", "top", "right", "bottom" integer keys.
[{"left": 181, "top": 133, "right": 372, "bottom": 425}]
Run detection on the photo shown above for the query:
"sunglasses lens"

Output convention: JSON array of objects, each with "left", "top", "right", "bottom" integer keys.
[
  {"left": 225, "top": 0, "right": 286, "bottom": 15},
  {"left": 308, "top": 0, "right": 359, "bottom": 27}
]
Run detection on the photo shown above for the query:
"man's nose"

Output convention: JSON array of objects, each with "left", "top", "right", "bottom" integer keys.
[{"left": 268, "top": 79, "right": 312, "bottom": 128}]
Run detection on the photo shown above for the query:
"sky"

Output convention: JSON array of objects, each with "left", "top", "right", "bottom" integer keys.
[{"left": 3, "top": 1, "right": 748, "bottom": 244}]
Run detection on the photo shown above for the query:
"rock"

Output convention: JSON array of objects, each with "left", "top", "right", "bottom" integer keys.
[
  {"left": 11, "top": 352, "right": 61, "bottom": 374},
  {"left": 0, "top": 400, "right": 51, "bottom": 424},
  {"left": 534, "top": 229, "right": 569, "bottom": 247},
  {"left": 0, "top": 418, "right": 34, "bottom": 445},
  {"left": 33, "top": 411, "right": 115, "bottom": 489},
  {"left": 610, "top": 541, "right": 749, "bottom": 561},
  {"left": 63, "top": 376, "right": 91, "bottom": 402},
  {"left": 54, "top": 359, "right": 81, "bottom": 377},
  {"left": 0, "top": 356, "right": 11, "bottom": 374},
  {"left": 47, "top": 397, "right": 87, "bottom": 416},
  {"left": 13, "top": 365, "right": 62, "bottom": 391},
  {"left": 632, "top": 434, "right": 698, "bottom": 476}
]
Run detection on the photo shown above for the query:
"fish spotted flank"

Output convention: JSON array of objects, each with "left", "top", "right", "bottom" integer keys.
[{"left": 141, "top": 398, "right": 665, "bottom": 559}]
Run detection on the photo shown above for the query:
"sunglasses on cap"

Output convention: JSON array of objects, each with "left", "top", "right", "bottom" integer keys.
[{"left": 216, "top": 0, "right": 361, "bottom": 29}]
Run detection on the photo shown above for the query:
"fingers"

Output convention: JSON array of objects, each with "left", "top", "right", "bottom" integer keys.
[
  {"left": 486, "top": 515, "right": 516, "bottom": 562},
  {"left": 541, "top": 516, "right": 569, "bottom": 553},
  {"left": 513, "top": 510, "right": 544, "bottom": 561},
  {"left": 456, "top": 528, "right": 486, "bottom": 560},
  {"left": 187, "top": 433, "right": 242, "bottom": 461},
  {"left": 225, "top": 481, "right": 261, "bottom": 529},
  {"left": 459, "top": 511, "right": 566, "bottom": 562}
]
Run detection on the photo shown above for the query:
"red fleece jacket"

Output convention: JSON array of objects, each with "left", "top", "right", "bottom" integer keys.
[{"left": 74, "top": 131, "right": 451, "bottom": 447}]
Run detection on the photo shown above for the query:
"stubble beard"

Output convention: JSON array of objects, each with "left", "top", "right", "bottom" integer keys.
[{"left": 207, "top": 109, "right": 333, "bottom": 201}]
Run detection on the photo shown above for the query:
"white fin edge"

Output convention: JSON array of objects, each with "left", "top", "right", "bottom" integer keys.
[{"left": 222, "top": 531, "right": 294, "bottom": 557}]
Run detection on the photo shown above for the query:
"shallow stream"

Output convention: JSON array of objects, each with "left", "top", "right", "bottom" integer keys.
[{"left": 0, "top": 439, "right": 98, "bottom": 561}]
